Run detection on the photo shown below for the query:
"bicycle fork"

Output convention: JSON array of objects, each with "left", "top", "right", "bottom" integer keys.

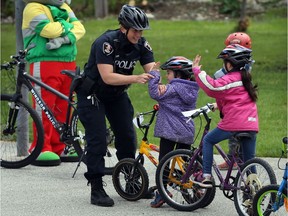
[
  {"left": 126, "top": 154, "right": 145, "bottom": 180},
  {"left": 3, "top": 101, "right": 19, "bottom": 135}
]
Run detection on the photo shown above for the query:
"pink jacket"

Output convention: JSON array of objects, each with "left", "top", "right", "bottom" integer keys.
[{"left": 193, "top": 67, "right": 259, "bottom": 132}]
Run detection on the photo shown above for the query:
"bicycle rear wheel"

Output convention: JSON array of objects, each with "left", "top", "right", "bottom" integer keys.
[
  {"left": 1, "top": 94, "right": 44, "bottom": 168},
  {"left": 234, "top": 158, "right": 277, "bottom": 216},
  {"left": 252, "top": 184, "right": 287, "bottom": 216},
  {"left": 156, "top": 149, "right": 216, "bottom": 211},
  {"left": 70, "top": 110, "right": 118, "bottom": 175}
]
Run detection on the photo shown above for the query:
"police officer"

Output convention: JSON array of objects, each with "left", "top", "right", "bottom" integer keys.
[{"left": 77, "top": 5, "right": 155, "bottom": 207}]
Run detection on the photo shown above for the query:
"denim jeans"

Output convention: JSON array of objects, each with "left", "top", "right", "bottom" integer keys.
[{"left": 202, "top": 127, "right": 256, "bottom": 175}]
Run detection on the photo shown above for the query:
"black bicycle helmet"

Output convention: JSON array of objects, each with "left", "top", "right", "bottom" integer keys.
[
  {"left": 118, "top": 5, "right": 150, "bottom": 30},
  {"left": 217, "top": 44, "right": 253, "bottom": 69},
  {"left": 160, "top": 56, "right": 193, "bottom": 79}
]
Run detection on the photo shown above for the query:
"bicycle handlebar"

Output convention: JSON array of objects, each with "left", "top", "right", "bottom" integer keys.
[
  {"left": 0, "top": 44, "right": 36, "bottom": 70},
  {"left": 0, "top": 61, "right": 17, "bottom": 70},
  {"left": 182, "top": 103, "right": 214, "bottom": 119},
  {"left": 136, "top": 104, "right": 159, "bottom": 129}
]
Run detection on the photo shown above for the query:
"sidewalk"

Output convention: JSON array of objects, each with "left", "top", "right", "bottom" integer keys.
[{"left": 1, "top": 155, "right": 284, "bottom": 216}]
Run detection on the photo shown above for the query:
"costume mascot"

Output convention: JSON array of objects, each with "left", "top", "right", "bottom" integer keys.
[{"left": 22, "top": 0, "right": 86, "bottom": 166}]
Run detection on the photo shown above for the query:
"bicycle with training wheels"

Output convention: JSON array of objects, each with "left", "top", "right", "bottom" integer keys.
[
  {"left": 155, "top": 103, "right": 277, "bottom": 215},
  {"left": 0, "top": 46, "right": 117, "bottom": 173},
  {"left": 112, "top": 104, "right": 160, "bottom": 201},
  {"left": 252, "top": 137, "right": 288, "bottom": 216}
]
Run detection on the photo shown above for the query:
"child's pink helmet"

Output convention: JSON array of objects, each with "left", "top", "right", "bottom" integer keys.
[{"left": 225, "top": 32, "right": 252, "bottom": 49}]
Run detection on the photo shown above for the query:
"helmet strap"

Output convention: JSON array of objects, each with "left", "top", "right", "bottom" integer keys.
[
  {"left": 224, "top": 61, "right": 232, "bottom": 72},
  {"left": 120, "top": 24, "right": 130, "bottom": 37},
  {"left": 126, "top": 28, "right": 130, "bottom": 37}
]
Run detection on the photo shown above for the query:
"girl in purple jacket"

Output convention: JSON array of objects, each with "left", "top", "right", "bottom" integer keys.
[
  {"left": 192, "top": 44, "right": 259, "bottom": 184},
  {"left": 148, "top": 56, "right": 199, "bottom": 207}
]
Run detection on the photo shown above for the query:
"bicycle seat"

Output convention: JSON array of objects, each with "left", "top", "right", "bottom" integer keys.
[
  {"left": 61, "top": 67, "right": 84, "bottom": 94},
  {"left": 234, "top": 132, "right": 253, "bottom": 140},
  {"left": 61, "top": 70, "right": 77, "bottom": 78}
]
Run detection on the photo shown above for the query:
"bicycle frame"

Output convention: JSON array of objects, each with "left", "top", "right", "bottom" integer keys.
[
  {"left": 180, "top": 106, "right": 245, "bottom": 191},
  {"left": 134, "top": 105, "right": 159, "bottom": 167},
  {"left": 212, "top": 144, "right": 243, "bottom": 190},
  {"left": 10, "top": 52, "right": 77, "bottom": 138},
  {"left": 180, "top": 110, "right": 211, "bottom": 183},
  {"left": 138, "top": 140, "right": 159, "bottom": 166},
  {"left": 273, "top": 162, "right": 288, "bottom": 211}
]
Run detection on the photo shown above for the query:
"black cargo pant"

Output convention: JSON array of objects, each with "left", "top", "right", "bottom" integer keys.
[{"left": 77, "top": 90, "right": 137, "bottom": 180}]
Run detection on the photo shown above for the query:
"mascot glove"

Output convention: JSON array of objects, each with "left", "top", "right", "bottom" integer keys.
[
  {"left": 46, "top": 36, "right": 70, "bottom": 50},
  {"left": 58, "top": 19, "right": 74, "bottom": 36}
]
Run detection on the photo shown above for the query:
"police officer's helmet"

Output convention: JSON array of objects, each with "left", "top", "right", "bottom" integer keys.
[
  {"left": 225, "top": 32, "right": 252, "bottom": 49},
  {"left": 161, "top": 56, "right": 193, "bottom": 80},
  {"left": 217, "top": 44, "right": 253, "bottom": 69},
  {"left": 118, "top": 5, "right": 150, "bottom": 30}
]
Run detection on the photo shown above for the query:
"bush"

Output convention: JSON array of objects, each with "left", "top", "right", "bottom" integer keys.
[
  {"left": 1, "top": 0, "right": 15, "bottom": 19},
  {"left": 213, "top": 0, "right": 241, "bottom": 17}
]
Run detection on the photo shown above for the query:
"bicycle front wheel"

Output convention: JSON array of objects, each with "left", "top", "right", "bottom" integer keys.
[
  {"left": 252, "top": 184, "right": 287, "bottom": 216},
  {"left": 112, "top": 158, "right": 149, "bottom": 201},
  {"left": 234, "top": 157, "right": 277, "bottom": 216},
  {"left": 1, "top": 94, "right": 44, "bottom": 168},
  {"left": 156, "top": 149, "right": 216, "bottom": 211},
  {"left": 70, "top": 110, "right": 118, "bottom": 175}
]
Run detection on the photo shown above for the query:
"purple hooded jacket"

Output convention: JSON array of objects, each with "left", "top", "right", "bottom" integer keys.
[{"left": 148, "top": 71, "right": 199, "bottom": 144}]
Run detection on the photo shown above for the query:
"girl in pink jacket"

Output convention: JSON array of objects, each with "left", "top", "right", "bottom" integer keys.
[{"left": 192, "top": 44, "right": 258, "bottom": 184}]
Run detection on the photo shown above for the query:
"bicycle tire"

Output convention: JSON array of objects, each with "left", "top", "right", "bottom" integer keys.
[
  {"left": 234, "top": 157, "right": 277, "bottom": 216},
  {"left": 1, "top": 94, "right": 44, "bottom": 168},
  {"left": 252, "top": 184, "right": 287, "bottom": 216},
  {"left": 112, "top": 158, "right": 149, "bottom": 201},
  {"left": 156, "top": 149, "right": 216, "bottom": 211},
  {"left": 70, "top": 110, "right": 118, "bottom": 175}
]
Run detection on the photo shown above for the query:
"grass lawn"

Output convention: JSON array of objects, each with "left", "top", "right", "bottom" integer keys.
[{"left": 1, "top": 8, "right": 287, "bottom": 157}]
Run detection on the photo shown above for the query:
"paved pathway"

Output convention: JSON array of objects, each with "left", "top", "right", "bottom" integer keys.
[{"left": 1, "top": 155, "right": 284, "bottom": 216}]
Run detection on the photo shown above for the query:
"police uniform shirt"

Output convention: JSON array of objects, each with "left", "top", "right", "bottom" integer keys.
[{"left": 85, "top": 29, "right": 154, "bottom": 96}]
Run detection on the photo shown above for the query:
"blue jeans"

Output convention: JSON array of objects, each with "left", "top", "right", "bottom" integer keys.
[{"left": 202, "top": 127, "right": 256, "bottom": 175}]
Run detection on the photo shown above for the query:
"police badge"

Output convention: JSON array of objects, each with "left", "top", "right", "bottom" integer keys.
[
  {"left": 103, "top": 42, "right": 114, "bottom": 55},
  {"left": 144, "top": 41, "right": 152, "bottom": 52}
]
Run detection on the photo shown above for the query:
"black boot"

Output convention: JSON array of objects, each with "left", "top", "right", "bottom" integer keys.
[{"left": 90, "top": 178, "right": 114, "bottom": 207}]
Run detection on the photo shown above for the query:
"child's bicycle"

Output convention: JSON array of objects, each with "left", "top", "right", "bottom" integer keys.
[
  {"left": 112, "top": 104, "right": 160, "bottom": 201},
  {"left": 252, "top": 137, "right": 288, "bottom": 216},
  {"left": 155, "top": 104, "right": 277, "bottom": 216},
  {"left": 0, "top": 47, "right": 117, "bottom": 173}
]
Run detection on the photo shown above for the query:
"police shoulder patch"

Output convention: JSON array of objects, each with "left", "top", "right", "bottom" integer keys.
[
  {"left": 144, "top": 41, "right": 152, "bottom": 52},
  {"left": 103, "top": 42, "right": 114, "bottom": 55}
]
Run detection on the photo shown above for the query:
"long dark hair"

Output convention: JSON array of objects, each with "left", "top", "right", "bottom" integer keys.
[{"left": 241, "top": 70, "right": 258, "bottom": 102}]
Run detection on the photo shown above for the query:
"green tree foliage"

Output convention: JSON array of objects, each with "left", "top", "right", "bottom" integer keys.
[{"left": 213, "top": 0, "right": 241, "bottom": 17}]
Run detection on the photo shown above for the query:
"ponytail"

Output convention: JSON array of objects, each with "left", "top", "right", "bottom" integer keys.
[{"left": 241, "top": 71, "right": 258, "bottom": 102}]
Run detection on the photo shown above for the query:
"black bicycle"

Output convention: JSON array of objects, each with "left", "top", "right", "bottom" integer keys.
[{"left": 0, "top": 47, "right": 117, "bottom": 173}]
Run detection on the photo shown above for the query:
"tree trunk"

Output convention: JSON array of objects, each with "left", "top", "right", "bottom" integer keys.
[
  {"left": 94, "top": 0, "right": 108, "bottom": 18},
  {"left": 237, "top": 0, "right": 250, "bottom": 32},
  {"left": 240, "top": 0, "right": 247, "bottom": 20}
]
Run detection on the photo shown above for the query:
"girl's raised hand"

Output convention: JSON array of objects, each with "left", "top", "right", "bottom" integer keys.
[
  {"left": 150, "top": 62, "right": 160, "bottom": 72},
  {"left": 192, "top": 55, "right": 202, "bottom": 69}
]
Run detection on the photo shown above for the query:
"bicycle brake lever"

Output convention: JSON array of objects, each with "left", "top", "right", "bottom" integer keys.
[{"left": 206, "top": 103, "right": 215, "bottom": 111}]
